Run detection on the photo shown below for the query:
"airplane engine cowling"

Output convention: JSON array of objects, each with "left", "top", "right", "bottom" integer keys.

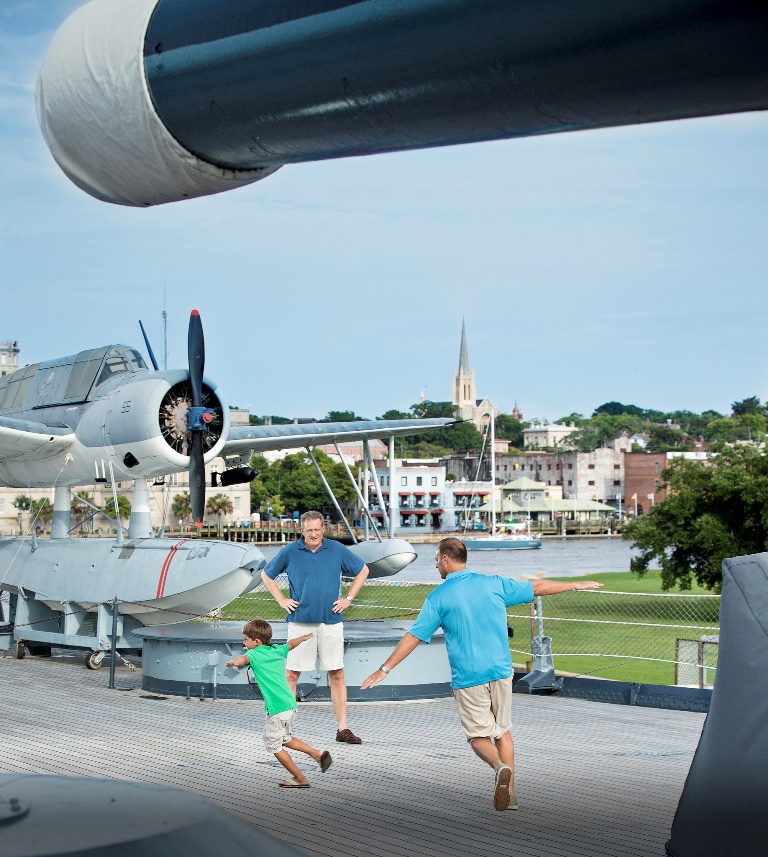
[
  {"left": 36, "top": 0, "right": 277, "bottom": 207},
  {"left": 75, "top": 370, "right": 229, "bottom": 482}
]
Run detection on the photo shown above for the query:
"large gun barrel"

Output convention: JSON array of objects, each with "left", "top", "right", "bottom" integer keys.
[{"left": 37, "top": 0, "right": 768, "bottom": 207}]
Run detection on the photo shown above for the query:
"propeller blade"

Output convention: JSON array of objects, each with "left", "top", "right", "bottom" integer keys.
[
  {"left": 189, "top": 431, "right": 206, "bottom": 525},
  {"left": 188, "top": 309, "right": 204, "bottom": 408},
  {"left": 187, "top": 310, "right": 206, "bottom": 525}
]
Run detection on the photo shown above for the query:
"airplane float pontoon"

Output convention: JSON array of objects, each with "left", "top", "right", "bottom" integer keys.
[{"left": 0, "top": 312, "right": 452, "bottom": 666}]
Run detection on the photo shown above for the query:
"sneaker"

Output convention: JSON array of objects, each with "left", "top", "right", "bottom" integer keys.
[
  {"left": 336, "top": 728, "right": 362, "bottom": 744},
  {"left": 493, "top": 764, "right": 513, "bottom": 811},
  {"left": 507, "top": 792, "right": 520, "bottom": 811}
]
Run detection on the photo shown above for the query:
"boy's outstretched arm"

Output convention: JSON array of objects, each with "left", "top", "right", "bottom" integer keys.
[
  {"left": 226, "top": 655, "right": 249, "bottom": 668},
  {"left": 287, "top": 633, "right": 314, "bottom": 651}
]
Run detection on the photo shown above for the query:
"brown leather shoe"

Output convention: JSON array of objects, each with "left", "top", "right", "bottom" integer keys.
[{"left": 336, "top": 728, "right": 362, "bottom": 744}]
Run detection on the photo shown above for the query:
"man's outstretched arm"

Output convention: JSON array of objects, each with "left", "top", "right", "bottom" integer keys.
[
  {"left": 361, "top": 632, "right": 421, "bottom": 689},
  {"left": 532, "top": 579, "right": 604, "bottom": 596}
]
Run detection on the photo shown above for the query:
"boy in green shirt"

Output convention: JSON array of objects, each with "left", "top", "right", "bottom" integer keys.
[{"left": 227, "top": 619, "right": 333, "bottom": 788}]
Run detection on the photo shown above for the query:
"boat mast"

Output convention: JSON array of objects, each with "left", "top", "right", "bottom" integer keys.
[{"left": 490, "top": 411, "right": 496, "bottom": 536}]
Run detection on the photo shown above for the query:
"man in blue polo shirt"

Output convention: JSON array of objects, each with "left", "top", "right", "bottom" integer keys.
[
  {"left": 362, "top": 537, "right": 603, "bottom": 811},
  {"left": 262, "top": 510, "right": 369, "bottom": 744}
]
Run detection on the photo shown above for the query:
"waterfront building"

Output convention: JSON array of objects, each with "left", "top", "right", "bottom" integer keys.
[
  {"left": 372, "top": 461, "right": 493, "bottom": 534},
  {"left": 476, "top": 476, "right": 615, "bottom": 527}
]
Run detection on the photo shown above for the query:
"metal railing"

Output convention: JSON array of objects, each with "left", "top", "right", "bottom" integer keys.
[{"left": 221, "top": 578, "right": 720, "bottom": 687}]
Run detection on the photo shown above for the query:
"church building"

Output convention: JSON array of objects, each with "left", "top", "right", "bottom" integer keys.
[{"left": 450, "top": 319, "right": 499, "bottom": 432}]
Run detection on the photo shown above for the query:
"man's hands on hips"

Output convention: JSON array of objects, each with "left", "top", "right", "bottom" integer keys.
[
  {"left": 332, "top": 594, "right": 354, "bottom": 614},
  {"left": 279, "top": 596, "right": 300, "bottom": 612}
]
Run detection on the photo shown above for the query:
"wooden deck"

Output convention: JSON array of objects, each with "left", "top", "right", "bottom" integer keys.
[{"left": 0, "top": 651, "right": 702, "bottom": 856}]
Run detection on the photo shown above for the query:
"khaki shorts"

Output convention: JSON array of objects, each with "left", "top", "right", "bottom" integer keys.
[
  {"left": 452, "top": 677, "right": 513, "bottom": 742},
  {"left": 286, "top": 622, "right": 345, "bottom": 672},
  {"left": 264, "top": 709, "right": 296, "bottom": 753}
]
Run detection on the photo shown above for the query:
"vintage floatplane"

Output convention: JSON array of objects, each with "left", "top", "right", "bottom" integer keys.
[{"left": 0, "top": 311, "right": 452, "bottom": 665}]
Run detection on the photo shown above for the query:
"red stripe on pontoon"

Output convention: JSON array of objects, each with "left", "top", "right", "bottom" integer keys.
[{"left": 156, "top": 540, "right": 189, "bottom": 598}]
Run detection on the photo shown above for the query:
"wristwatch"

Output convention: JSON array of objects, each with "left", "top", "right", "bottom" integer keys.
[
  {"left": 345, "top": 594, "right": 354, "bottom": 601},
  {"left": 379, "top": 664, "right": 391, "bottom": 674}
]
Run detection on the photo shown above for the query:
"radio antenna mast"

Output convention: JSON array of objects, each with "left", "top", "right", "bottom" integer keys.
[{"left": 162, "top": 280, "right": 168, "bottom": 370}]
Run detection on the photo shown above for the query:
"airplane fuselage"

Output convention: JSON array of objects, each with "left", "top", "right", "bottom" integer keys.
[{"left": 0, "top": 345, "right": 227, "bottom": 489}]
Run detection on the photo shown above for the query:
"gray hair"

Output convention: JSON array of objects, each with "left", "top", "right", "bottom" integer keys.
[{"left": 300, "top": 510, "right": 324, "bottom": 529}]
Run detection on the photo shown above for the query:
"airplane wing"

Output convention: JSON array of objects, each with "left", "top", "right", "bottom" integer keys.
[
  {"left": 223, "top": 418, "right": 454, "bottom": 456},
  {"left": 0, "top": 416, "right": 74, "bottom": 462}
]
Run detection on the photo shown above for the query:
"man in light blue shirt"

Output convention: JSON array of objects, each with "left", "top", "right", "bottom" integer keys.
[{"left": 362, "top": 537, "right": 603, "bottom": 811}]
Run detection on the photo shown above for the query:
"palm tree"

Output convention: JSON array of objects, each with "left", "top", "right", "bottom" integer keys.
[
  {"left": 172, "top": 493, "right": 192, "bottom": 529},
  {"left": 206, "top": 493, "right": 234, "bottom": 531},
  {"left": 30, "top": 498, "right": 53, "bottom": 533},
  {"left": 71, "top": 490, "right": 93, "bottom": 534},
  {"left": 13, "top": 494, "right": 31, "bottom": 534}
]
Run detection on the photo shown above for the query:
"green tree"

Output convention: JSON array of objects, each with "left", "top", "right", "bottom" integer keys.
[
  {"left": 248, "top": 456, "right": 270, "bottom": 513},
  {"left": 320, "top": 410, "right": 367, "bottom": 422},
  {"left": 71, "top": 490, "right": 93, "bottom": 533},
  {"left": 645, "top": 424, "right": 690, "bottom": 453},
  {"left": 206, "top": 493, "right": 234, "bottom": 522},
  {"left": 172, "top": 493, "right": 192, "bottom": 523},
  {"left": 731, "top": 396, "right": 762, "bottom": 417},
  {"left": 556, "top": 412, "right": 589, "bottom": 428},
  {"left": 377, "top": 409, "right": 409, "bottom": 420},
  {"left": 495, "top": 414, "right": 526, "bottom": 447},
  {"left": 410, "top": 400, "right": 455, "bottom": 419},
  {"left": 269, "top": 450, "right": 355, "bottom": 514},
  {"left": 562, "top": 413, "right": 645, "bottom": 452},
  {"left": 705, "top": 415, "right": 765, "bottom": 444},
  {"left": 30, "top": 497, "right": 53, "bottom": 530},
  {"left": 623, "top": 445, "right": 768, "bottom": 591},
  {"left": 593, "top": 401, "right": 645, "bottom": 418},
  {"left": 103, "top": 495, "right": 131, "bottom": 523},
  {"left": 13, "top": 494, "right": 32, "bottom": 532}
]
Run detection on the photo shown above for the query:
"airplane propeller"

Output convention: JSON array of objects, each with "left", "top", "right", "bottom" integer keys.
[{"left": 187, "top": 310, "right": 208, "bottom": 526}]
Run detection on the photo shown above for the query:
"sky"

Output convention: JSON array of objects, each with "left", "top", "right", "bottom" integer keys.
[{"left": 1, "top": 0, "right": 767, "bottom": 425}]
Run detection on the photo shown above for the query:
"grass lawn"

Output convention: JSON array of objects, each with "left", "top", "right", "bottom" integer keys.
[
  {"left": 513, "top": 570, "right": 719, "bottom": 684},
  {"left": 547, "top": 568, "right": 715, "bottom": 595},
  {"left": 222, "top": 571, "right": 720, "bottom": 687}
]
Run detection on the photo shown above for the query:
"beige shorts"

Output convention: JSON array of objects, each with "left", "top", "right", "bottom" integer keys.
[
  {"left": 286, "top": 622, "right": 345, "bottom": 672},
  {"left": 264, "top": 709, "right": 296, "bottom": 753},
  {"left": 452, "top": 677, "right": 513, "bottom": 742}
]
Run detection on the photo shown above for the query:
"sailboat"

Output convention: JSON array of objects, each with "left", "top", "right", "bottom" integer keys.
[{"left": 463, "top": 412, "right": 542, "bottom": 551}]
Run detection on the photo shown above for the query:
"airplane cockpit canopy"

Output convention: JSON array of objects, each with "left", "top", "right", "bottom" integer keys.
[
  {"left": 66, "top": 345, "right": 148, "bottom": 400},
  {"left": 0, "top": 345, "right": 148, "bottom": 412}
]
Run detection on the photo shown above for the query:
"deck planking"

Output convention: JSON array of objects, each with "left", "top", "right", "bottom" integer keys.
[{"left": 0, "top": 651, "right": 702, "bottom": 856}]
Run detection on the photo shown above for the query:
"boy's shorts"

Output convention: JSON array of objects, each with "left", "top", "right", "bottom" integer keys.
[
  {"left": 286, "top": 622, "right": 345, "bottom": 671},
  {"left": 264, "top": 709, "right": 296, "bottom": 753},
  {"left": 451, "top": 677, "right": 512, "bottom": 742}
]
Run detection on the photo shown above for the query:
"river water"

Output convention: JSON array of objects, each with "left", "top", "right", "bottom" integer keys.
[{"left": 257, "top": 537, "right": 654, "bottom": 584}]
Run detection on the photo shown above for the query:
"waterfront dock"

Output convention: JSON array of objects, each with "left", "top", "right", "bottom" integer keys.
[{"left": 0, "top": 650, "right": 701, "bottom": 856}]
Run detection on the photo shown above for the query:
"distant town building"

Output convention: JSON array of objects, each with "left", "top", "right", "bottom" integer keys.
[
  {"left": 0, "top": 340, "right": 19, "bottom": 378},
  {"left": 451, "top": 318, "right": 498, "bottom": 432},
  {"left": 624, "top": 450, "right": 710, "bottom": 516},
  {"left": 228, "top": 407, "right": 250, "bottom": 427},
  {"left": 523, "top": 422, "right": 577, "bottom": 449},
  {"left": 494, "top": 447, "right": 625, "bottom": 506}
]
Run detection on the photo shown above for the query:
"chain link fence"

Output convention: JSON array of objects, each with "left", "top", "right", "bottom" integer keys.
[{"left": 220, "top": 577, "right": 721, "bottom": 688}]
